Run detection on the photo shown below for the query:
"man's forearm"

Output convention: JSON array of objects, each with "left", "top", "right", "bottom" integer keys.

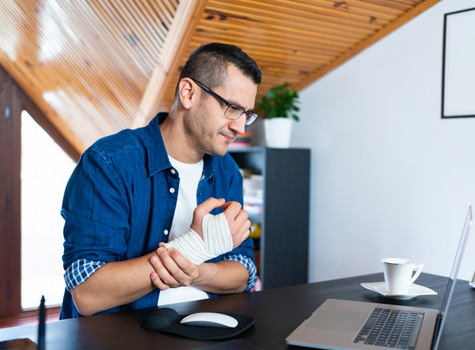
[
  {"left": 192, "top": 260, "right": 249, "bottom": 294},
  {"left": 71, "top": 252, "right": 157, "bottom": 316}
]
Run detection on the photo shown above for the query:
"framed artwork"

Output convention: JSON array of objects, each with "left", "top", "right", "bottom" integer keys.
[{"left": 441, "top": 7, "right": 475, "bottom": 118}]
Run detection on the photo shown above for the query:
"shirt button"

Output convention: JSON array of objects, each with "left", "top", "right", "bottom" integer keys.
[
  {"left": 169, "top": 187, "right": 175, "bottom": 194},
  {"left": 164, "top": 230, "right": 169, "bottom": 235},
  {"left": 170, "top": 169, "right": 176, "bottom": 175}
]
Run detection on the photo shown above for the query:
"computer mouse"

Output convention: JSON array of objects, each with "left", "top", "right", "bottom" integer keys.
[{"left": 180, "top": 312, "right": 238, "bottom": 328}]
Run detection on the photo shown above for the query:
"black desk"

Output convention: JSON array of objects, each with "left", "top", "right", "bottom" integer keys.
[{"left": 1, "top": 273, "right": 474, "bottom": 349}]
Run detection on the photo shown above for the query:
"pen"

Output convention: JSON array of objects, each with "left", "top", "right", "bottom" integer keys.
[{"left": 38, "top": 295, "right": 45, "bottom": 350}]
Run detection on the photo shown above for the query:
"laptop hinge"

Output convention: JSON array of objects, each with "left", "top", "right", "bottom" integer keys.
[{"left": 430, "top": 313, "right": 443, "bottom": 350}]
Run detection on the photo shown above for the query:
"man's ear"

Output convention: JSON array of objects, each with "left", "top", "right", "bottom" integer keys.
[{"left": 178, "top": 78, "right": 196, "bottom": 110}]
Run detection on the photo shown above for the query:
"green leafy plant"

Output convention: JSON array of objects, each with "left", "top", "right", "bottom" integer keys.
[{"left": 257, "top": 83, "right": 300, "bottom": 121}]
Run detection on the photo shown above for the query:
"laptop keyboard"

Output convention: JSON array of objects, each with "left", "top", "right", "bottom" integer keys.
[{"left": 354, "top": 308, "right": 425, "bottom": 349}]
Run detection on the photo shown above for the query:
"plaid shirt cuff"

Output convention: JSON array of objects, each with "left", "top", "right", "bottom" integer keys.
[
  {"left": 222, "top": 254, "right": 257, "bottom": 292},
  {"left": 64, "top": 259, "right": 105, "bottom": 292}
]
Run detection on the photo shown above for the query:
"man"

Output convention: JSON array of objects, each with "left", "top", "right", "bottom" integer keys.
[{"left": 60, "top": 43, "right": 262, "bottom": 319}]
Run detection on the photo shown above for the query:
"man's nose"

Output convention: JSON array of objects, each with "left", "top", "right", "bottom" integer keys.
[{"left": 228, "top": 115, "right": 246, "bottom": 135}]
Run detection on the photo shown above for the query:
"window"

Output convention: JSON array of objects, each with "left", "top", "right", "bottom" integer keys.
[{"left": 21, "top": 110, "right": 76, "bottom": 309}]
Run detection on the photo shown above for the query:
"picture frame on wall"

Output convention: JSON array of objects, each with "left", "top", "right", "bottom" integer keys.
[{"left": 441, "top": 7, "right": 475, "bottom": 119}]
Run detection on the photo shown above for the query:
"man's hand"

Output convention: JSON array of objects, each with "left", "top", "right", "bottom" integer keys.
[
  {"left": 150, "top": 245, "right": 199, "bottom": 290},
  {"left": 150, "top": 244, "right": 249, "bottom": 294},
  {"left": 190, "top": 197, "right": 251, "bottom": 248},
  {"left": 221, "top": 201, "right": 251, "bottom": 249},
  {"left": 149, "top": 197, "right": 251, "bottom": 290}
]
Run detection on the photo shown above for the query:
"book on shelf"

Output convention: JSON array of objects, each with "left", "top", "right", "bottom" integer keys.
[
  {"left": 240, "top": 170, "right": 263, "bottom": 219},
  {"left": 229, "top": 131, "right": 252, "bottom": 149}
]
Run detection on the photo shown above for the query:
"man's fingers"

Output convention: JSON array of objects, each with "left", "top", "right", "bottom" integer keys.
[
  {"left": 167, "top": 248, "right": 199, "bottom": 281},
  {"left": 225, "top": 204, "right": 249, "bottom": 235},
  {"left": 150, "top": 272, "right": 169, "bottom": 290},
  {"left": 150, "top": 256, "right": 170, "bottom": 290},
  {"left": 153, "top": 247, "right": 197, "bottom": 287},
  {"left": 150, "top": 251, "right": 180, "bottom": 287},
  {"left": 223, "top": 201, "right": 244, "bottom": 221},
  {"left": 240, "top": 227, "right": 251, "bottom": 244},
  {"left": 233, "top": 207, "right": 249, "bottom": 224},
  {"left": 221, "top": 201, "right": 231, "bottom": 210},
  {"left": 232, "top": 221, "right": 251, "bottom": 248},
  {"left": 196, "top": 197, "right": 225, "bottom": 215}
]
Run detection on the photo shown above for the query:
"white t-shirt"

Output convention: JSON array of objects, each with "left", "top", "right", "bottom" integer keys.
[{"left": 158, "top": 156, "right": 209, "bottom": 306}]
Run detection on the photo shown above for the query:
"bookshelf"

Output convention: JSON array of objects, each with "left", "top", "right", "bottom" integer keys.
[{"left": 229, "top": 147, "right": 310, "bottom": 290}]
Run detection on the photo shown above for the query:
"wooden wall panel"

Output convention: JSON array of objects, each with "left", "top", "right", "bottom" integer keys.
[{"left": 0, "top": 65, "right": 21, "bottom": 316}]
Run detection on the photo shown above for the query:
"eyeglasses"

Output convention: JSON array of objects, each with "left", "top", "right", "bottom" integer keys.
[{"left": 190, "top": 78, "right": 258, "bottom": 126}]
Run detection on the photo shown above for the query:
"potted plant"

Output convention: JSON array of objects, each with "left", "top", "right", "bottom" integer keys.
[{"left": 257, "top": 83, "right": 300, "bottom": 148}]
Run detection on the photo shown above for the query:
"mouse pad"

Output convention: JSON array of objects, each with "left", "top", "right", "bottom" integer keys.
[{"left": 141, "top": 308, "right": 255, "bottom": 340}]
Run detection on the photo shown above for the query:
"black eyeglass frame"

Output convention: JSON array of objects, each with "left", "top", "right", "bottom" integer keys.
[{"left": 189, "top": 78, "right": 258, "bottom": 126}]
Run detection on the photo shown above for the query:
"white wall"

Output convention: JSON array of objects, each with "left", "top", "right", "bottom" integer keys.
[{"left": 292, "top": 0, "right": 475, "bottom": 283}]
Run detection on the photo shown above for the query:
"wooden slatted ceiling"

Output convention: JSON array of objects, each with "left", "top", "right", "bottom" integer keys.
[
  {"left": 0, "top": 0, "right": 440, "bottom": 155},
  {"left": 151, "top": 0, "right": 441, "bottom": 125},
  {"left": 0, "top": 0, "right": 179, "bottom": 148}
]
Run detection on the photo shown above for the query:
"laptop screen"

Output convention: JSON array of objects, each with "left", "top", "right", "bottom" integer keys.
[{"left": 433, "top": 206, "right": 472, "bottom": 349}]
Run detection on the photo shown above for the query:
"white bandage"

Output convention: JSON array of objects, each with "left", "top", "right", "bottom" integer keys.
[{"left": 164, "top": 213, "right": 233, "bottom": 265}]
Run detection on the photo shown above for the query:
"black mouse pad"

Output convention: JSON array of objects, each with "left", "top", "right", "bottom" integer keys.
[{"left": 141, "top": 308, "right": 255, "bottom": 340}]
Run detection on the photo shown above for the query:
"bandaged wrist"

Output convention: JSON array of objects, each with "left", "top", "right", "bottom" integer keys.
[{"left": 164, "top": 213, "right": 233, "bottom": 265}]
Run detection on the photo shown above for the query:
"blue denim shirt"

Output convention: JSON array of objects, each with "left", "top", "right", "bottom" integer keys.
[{"left": 60, "top": 113, "right": 255, "bottom": 319}]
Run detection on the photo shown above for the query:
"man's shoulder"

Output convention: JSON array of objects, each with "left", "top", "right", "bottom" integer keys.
[
  {"left": 87, "top": 127, "right": 147, "bottom": 159},
  {"left": 80, "top": 128, "right": 151, "bottom": 183}
]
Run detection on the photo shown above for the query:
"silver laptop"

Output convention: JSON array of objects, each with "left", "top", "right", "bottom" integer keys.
[{"left": 286, "top": 206, "right": 472, "bottom": 350}]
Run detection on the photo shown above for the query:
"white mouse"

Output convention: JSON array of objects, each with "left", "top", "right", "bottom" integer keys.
[{"left": 180, "top": 312, "right": 238, "bottom": 328}]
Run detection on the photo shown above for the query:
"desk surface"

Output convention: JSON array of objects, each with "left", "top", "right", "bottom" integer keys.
[{"left": 1, "top": 273, "right": 474, "bottom": 349}]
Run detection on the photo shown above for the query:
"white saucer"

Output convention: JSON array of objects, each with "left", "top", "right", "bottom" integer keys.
[{"left": 360, "top": 282, "right": 437, "bottom": 300}]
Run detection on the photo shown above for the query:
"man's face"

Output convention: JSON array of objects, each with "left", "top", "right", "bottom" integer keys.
[{"left": 185, "top": 65, "right": 257, "bottom": 156}]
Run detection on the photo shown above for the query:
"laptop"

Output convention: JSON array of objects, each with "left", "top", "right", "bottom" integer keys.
[{"left": 286, "top": 206, "right": 472, "bottom": 350}]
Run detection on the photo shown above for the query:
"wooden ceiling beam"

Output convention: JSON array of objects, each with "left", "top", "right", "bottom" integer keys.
[{"left": 134, "top": 0, "right": 208, "bottom": 128}]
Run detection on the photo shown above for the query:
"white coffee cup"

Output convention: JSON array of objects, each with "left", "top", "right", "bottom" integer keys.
[{"left": 381, "top": 258, "right": 424, "bottom": 295}]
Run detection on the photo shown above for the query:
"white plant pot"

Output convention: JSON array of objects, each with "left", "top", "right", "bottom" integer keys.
[{"left": 264, "top": 118, "right": 293, "bottom": 148}]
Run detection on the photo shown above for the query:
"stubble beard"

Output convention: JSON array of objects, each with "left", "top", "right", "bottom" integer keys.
[{"left": 187, "top": 107, "right": 233, "bottom": 157}]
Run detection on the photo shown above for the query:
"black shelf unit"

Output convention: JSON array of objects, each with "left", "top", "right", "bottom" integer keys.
[{"left": 229, "top": 147, "right": 310, "bottom": 290}]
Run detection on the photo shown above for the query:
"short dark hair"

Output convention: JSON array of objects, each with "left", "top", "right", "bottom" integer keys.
[{"left": 174, "top": 43, "right": 261, "bottom": 101}]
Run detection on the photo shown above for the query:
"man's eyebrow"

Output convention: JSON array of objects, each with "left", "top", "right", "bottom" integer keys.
[{"left": 228, "top": 100, "right": 252, "bottom": 113}]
